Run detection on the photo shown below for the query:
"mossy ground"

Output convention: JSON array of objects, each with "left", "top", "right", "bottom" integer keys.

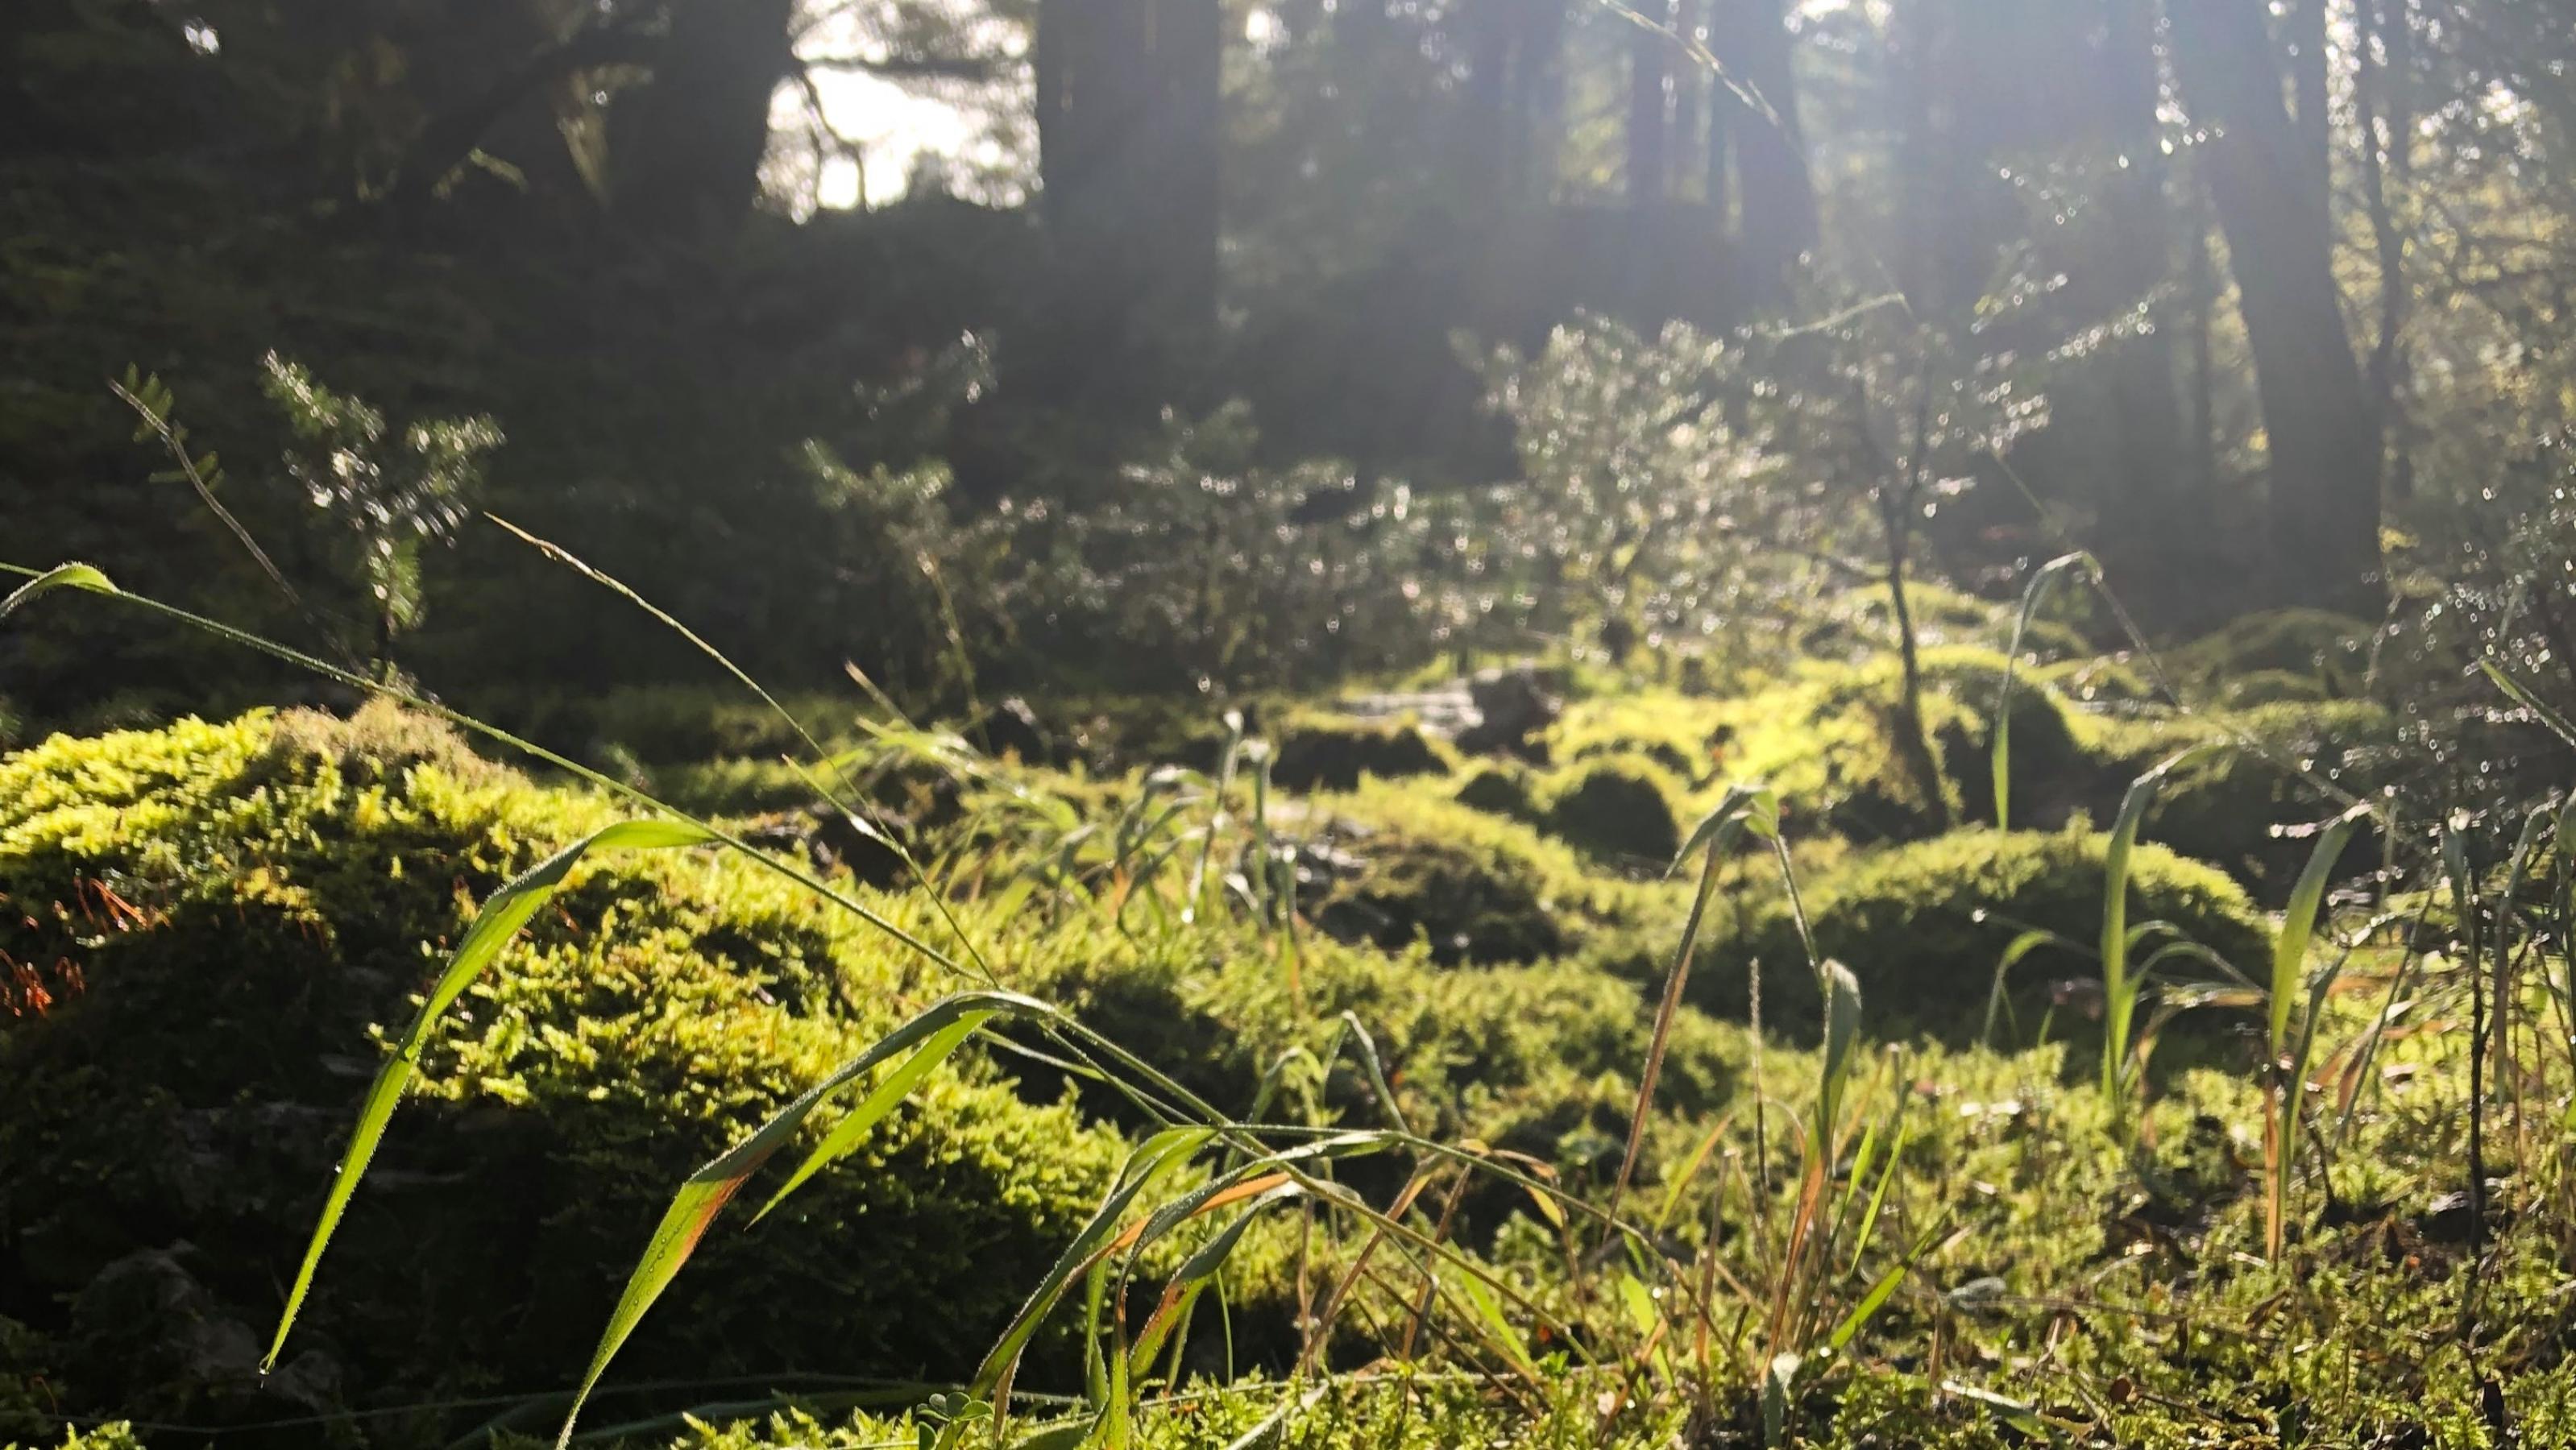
[{"left": 5, "top": 620, "right": 2565, "bottom": 1450}]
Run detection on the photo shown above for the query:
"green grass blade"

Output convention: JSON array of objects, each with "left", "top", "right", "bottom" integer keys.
[
  {"left": 2269, "top": 808, "right": 2364, "bottom": 1054},
  {"left": 0, "top": 561, "right": 117, "bottom": 624},
  {"left": 267, "top": 818, "right": 719, "bottom": 1373},
  {"left": 1825, "top": 1260, "right": 1909, "bottom": 1352},
  {"left": 1993, "top": 551, "right": 2090, "bottom": 831},
  {"left": 752, "top": 1011, "right": 996, "bottom": 1220},
  {"left": 969, "top": 1128, "right": 1217, "bottom": 1399},
  {"left": 2481, "top": 658, "right": 2576, "bottom": 750},
  {"left": 2102, "top": 750, "right": 2201, "bottom": 1108},
  {"left": 558, "top": 991, "right": 1057, "bottom": 1448}
]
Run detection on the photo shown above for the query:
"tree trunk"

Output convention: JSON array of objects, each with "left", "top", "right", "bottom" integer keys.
[
  {"left": 2093, "top": 0, "right": 2196, "bottom": 624},
  {"left": 1727, "top": 0, "right": 1815, "bottom": 288},
  {"left": 2167, "top": 0, "right": 2383, "bottom": 614},
  {"left": 1628, "top": 0, "right": 1671, "bottom": 204},
  {"left": 1034, "top": 0, "right": 1222, "bottom": 402},
  {"left": 609, "top": 0, "right": 795, "bottom": 238}
]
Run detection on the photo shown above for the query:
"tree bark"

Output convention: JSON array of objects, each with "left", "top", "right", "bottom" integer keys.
[
  {"left": 1727, "top": 0, "right": 1815, "bottom": 287},
  {"left": 1034, "top": 0, "right": 1222, "bottom": 402},
  {"left": 610, "top": 0, "right": 796, "bottom": 238},
  {"left": 2093, "top": 0, "right": 2196, "bottom": 624},
  {"left": 2167, "top": 0, "right": 2383, "bottom": 614},
  {"left": 1628, "top": 0, "right": 1672, "bottom": 204}
]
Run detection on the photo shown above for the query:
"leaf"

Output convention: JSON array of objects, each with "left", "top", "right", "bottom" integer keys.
[
  {"left": 1983, "top": 927, "right": 2077, "bottom": 1047},
  {"left": 1827, "top": 1261, "right": 1909, "bottom": 1351},
  {"left": 753, "top": 1010, "right": 995, "bottom": 1220},
  {"left": 1761, "top": 1352, "right": 1802, "bottom": 1447},
  {"left": 553, "top": 991, "right": 1062, "bottom": 1448},
  {"left": 2101, "top": 750, "right": 2203, "bottom": 1108},
  {"left": 1816, "top": 959, "right": 1862, "bottom": 1133},
  {"left": 1453, "top": 1271, "right": 1537, "bottom": 1377},
  {"left": 1993, "top": 552, "right": 2091, "bottom": 831},
  {"left": 268, "top": 818, "right": 720, "bottom": 1374},
  {"left": 2270, "top": 806, "right": 2364, "bottom": 1054},
  {"left": 2481, "top": 659, "right": 2576, "bottom": 749},
  {"left": 0, "top": 562, "right": 118, "bottom": 624}
]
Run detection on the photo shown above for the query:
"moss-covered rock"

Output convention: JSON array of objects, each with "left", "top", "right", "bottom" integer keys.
[
  {"left": 1709, "top": 648, "right": 2095, "bottom": 843},
  {"left": 0, "top": 707, "right": 1121, "bottom": 1438},
  {"left": 1697, "top": 828, "right": 2269, "bottom": 1040},
  {"left": 1454, "top": 762, "right": 1541, "bottom": 822},
  {"left": 2167, "top": 609, "right": 2373, "bottom": 698}
]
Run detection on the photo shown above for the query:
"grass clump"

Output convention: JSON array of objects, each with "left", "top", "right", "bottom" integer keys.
[{"left": 0, "top": 708, "right": 1122, "bottom": 1431}]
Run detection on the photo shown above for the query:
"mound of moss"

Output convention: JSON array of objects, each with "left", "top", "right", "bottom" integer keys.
[
  {"left": 1709, "top": 648, "right": 2095, "bottom": 844},
  {"left": 1293, "top": 788, "right": 1671, "bottom": 967},
  {"left": 2167, "top": 609, "right": 2373, "bottom": 697},
  {"left": 2090, "top": 700, "right": 2401, "bottom": 901},
  {"left": 1540, "top": 756, "right": 1685, "bottom": 866},
  {"left": 1267, "top": 713, "right": 1452, "bottom": 792},
  {"left": 1699, "top": 828, "right": 2269, "bottom": 1038},
  {"left": 0, "top": 707, "right": 1121, "bottom": 1438}
]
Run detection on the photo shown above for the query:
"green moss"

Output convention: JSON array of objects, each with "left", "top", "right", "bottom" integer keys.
[
  {"left": 0, "top": 709, "right": 1122, "bottom": 1431},
  {"left": 2167, "top": 608, "right": 2372, "bottom": 697},
  {"left": 1294, "top": 785, "right": 1675, "bottom": 966},
  {"left": 1710, "top": 648, "right": 2093, "bottom": 843},
  {"left": 1453, "top": 762, "right": 1541, "bottom": 822},
  {"left": 1539, "top": 756, "right": 1684, "bottom": 867},
  {"left": 1699, "top": 827, "right": 2269, "bottom": 1038},
  {"left": 2091, "top": 700, "right": 2400, "bottom": 900},
  {"left": 1267, "top": 711, "right": 1454, "bottom": 792}
]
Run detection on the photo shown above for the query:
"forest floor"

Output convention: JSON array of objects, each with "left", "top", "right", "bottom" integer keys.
[{"left": 2, "top": 594, "right": 2566, "bottom": 1450}]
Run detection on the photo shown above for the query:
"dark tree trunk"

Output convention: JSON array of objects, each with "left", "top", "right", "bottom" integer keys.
[
  {"left": 1726, "top": 0, "right": 1815, "bottom": 287},
  {"left": 2093, "top": 0, "right": 2196, "bottom": 624},
  {"left": 1670, "top": 0, "right": 1703, "bottom": 198},
  {"left": 610, "top": 0, "right": 795, "bottom": 238},
  {"left": 1034, "top": 0, "right": 1222, "bottom": 403},
  {"left": 2167, "top": 0, "right": 2382, "bottom": 614},
  {"left": 1628, "top": 0, "right": 1672, "bottom": 204}
]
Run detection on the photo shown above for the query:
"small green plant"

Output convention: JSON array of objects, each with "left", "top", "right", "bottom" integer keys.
[{"left": 259, "top": 352, "right": 501, "bottom": 677}]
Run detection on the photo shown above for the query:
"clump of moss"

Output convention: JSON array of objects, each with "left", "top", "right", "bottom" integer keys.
[
  {"left": 1454, "top": 762, "right": 1541, "bottom": 821},
  {"left": 2167, "top": 608, "right": 2372, "bottom": 698},
  {"left": 1267, "top": 712, "right": 1453, "bottom": 792},
  {"left": 2104, "top": 700, "right": 2401, "bottom": 900},
  {"left": 1293, "top": 786, "right": 1668, "bottom": 966},
  {"left": 1709, "top": 648, "right": 2093, "bottom": 843},
  {"left": 0, "top": 709, "right": 1122, "bottom": 1431},
  {"left": 1541, "top": 756, "right": 1684, "bottom": 867},
  {"left": 1702, "top": 827, "right": 2268, "bottom": 1039}
]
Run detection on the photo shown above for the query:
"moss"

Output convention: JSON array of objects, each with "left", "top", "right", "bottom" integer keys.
[
  {"left": 1539, "top": 756, "right": 1684, "bottom": 867},
  {"left": 1454, "top": 762, "right": 1541, "bottom": 822},
  {"left": 1267, "top": 712, "right": 1453, "bottom": 792},
  {"left": 2111, "top": 701, "right": 2401, "bottom": 901},
  {"left": 2167, "top": 608, "right": 2372, "bottom": 697},
  {"left": 1708, "top": 648, "right": 2093, "bottom": 843},
  {"left": 0, "top": 710, "right": 1122, "bottom": 1432},
  {"left": 1293, "top": 785, "right": 1674, "bottom": 967},
  {"left": 1699, "top": 827, "right": 2269, "bottom": 1039}
]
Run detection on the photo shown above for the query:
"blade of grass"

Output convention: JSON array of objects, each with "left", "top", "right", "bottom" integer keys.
[
  {"left": 266, "top": 818, "right": 720, "bottom": 1371},
  {"left": 0, "top": 561, "right": 117, "bottom": 624},
  {"left": 1993, "top": 552, "right": 2091, "bottom": 831}
]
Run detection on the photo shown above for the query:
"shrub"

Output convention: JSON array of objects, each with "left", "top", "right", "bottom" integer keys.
[
  {"left": 1697, "top": 828, "right": 2269, "bottom": 1040},
  {"left": 0, "top": 707, "right": 1121, "bottom": 1433}
]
